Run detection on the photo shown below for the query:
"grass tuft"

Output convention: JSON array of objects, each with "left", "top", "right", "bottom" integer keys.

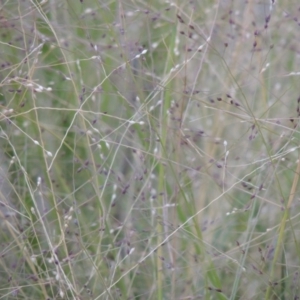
[{"left": 1, "top": 1, "right": 300, "bottom": 299}]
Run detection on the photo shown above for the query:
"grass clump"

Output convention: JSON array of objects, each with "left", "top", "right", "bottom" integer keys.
[{"left": 0, "top": 1, "right": 300, "bottom": 299}]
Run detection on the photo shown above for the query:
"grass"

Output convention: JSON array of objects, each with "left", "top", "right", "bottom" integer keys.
[{"left": 1, "top": 0, "right": 300, "bottom": 299}]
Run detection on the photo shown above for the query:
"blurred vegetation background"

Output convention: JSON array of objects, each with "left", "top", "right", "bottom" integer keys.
[{"left": 0, "top": 1, "right": 300, "bottom": 299}]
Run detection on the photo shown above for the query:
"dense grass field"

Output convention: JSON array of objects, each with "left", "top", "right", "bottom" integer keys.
[{"left": 1, "top": 1, "right": 300, "bottom": 299}]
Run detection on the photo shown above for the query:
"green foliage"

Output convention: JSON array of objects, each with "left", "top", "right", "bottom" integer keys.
[{"left": 0, "top": 1, "right": 300, "bottom": 299}]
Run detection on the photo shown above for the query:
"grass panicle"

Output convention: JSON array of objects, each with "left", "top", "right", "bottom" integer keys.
[{"left": 0, "top": 1, "right": 300, "bottom": 299}]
